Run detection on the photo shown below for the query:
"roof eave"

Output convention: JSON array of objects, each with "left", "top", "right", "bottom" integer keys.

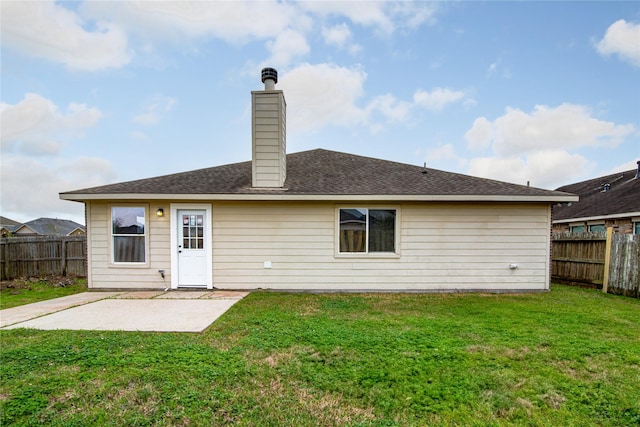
[
  {"left": 553, "top": 211, "right": 640, "bottom": 224},
  {"left": 60, "top": 193, "right": 579, "bottom": 203}
]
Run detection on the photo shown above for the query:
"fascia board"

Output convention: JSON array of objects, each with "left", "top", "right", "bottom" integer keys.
[{"left": 61, "top": 193, "right": 579, "bottom": 203}]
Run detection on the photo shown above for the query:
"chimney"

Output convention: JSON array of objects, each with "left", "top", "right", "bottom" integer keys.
[
  {"left": 251, "top": 67, "right": 286, "bottom": 188},
  {"left": 636, "top": 161, "right": 640, "bottom": 179}
]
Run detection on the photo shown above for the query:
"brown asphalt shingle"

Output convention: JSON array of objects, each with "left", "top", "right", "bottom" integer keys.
[
  {"left": 61, "top": 149, "right": 573, "bottom": 198},
  {"left": 552, "top": 167, "right": 640, "bottom": 220}
]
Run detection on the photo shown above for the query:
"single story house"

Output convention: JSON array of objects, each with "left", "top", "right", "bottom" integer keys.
[
  {"left": 0, "top": 216, "right": 22, "bottom": 237},
  {"left": 0, "top": 216, "right": 85, "bottom": 237},
  {"left": 22, "top": 218, "right": 86, "bottom": 236},
  {"left": 61, "top": 68, "right": 577, "bottom": 292},
  {"left": 552, "top": 163, "right": 640, "bottom": 235}
]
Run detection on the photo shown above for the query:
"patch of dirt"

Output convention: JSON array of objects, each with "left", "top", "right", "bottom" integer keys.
[{"left": 0, "top": 276, "right": 81, "bottom": 291}]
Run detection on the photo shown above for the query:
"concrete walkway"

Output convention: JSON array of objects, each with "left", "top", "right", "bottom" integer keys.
[{"left": 0, "top": 290, "right": 249, "bottom": 332}]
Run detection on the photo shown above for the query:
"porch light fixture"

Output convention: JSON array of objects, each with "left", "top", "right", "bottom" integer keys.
[{"left": 156, "top": 208, "right": 164, "bottom": 217}]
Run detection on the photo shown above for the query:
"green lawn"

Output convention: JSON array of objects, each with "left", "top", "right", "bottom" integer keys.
[
  {"left": 1, "top": 285, "right": 639, "bottom": 426},
  {"left": 0, "top": 279, "right": 87, "bottom": 310}
]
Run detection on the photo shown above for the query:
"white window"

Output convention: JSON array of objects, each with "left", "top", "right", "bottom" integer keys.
[
  {"left": 634, "top": 222, "right": 640, "bottom": 235},
  {"left": 111, "top": 206, "right": 146, "bottom": 263},
  {"left": 338, "top": 208, "right": 397, "bottom": 254}
]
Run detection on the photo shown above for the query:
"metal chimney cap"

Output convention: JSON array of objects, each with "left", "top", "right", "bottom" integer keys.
[{"left": 261, "top": 68, "right": 278, "bottom": 84}]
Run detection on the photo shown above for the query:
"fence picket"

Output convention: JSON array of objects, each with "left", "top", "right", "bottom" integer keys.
[{"left": 552, "top": 231, "right": 640, "bottom": 298}]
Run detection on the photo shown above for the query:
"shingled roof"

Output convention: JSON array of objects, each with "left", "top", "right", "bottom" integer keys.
[
  {"left": 23, "top": 218, "right": 85, "bottom": 236},
  {"left": 61, "top": 149, "right": 575, "bottom": 202},
  {"left": 552, "top": 165, "right": 640, "bottom": 221}
]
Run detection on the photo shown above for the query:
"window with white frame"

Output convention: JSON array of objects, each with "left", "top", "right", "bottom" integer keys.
[
  {"left": 111, "top": 206, "right": 146, "bottom": 263},
  {"left": 634, "top": 222, "right": 640, "bottom": 235},
  {"left": 339, "top": 208, "right": 396, "bottom": 253},
  {"left": 588, "top": 223, "right": 605, "bottom": 232}
]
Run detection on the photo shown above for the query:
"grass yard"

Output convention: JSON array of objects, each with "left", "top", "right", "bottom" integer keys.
[
  {"left": 0, "top": 278, "right": 87, "bottom": 310},
  {"left": 1, "top": 285, "right": 639, "bottom": 426}
]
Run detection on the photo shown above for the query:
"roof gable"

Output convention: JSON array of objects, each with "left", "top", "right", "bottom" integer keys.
[{"left": 61, "top": 149, "right": 574, "bottom": 202}]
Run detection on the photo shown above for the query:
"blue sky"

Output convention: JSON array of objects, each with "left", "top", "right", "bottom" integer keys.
[{"left": 1, "top": 1, "right": 639, "bottom": 225}]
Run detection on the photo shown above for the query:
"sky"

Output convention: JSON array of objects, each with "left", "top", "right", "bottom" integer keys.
[{"left": 1, "top": 1, "right": 639, "bottom": 226}]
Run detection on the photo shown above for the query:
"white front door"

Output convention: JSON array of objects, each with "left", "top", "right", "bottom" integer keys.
[{"left": 177, "top": 209, "right": 208, "bottom": 288}]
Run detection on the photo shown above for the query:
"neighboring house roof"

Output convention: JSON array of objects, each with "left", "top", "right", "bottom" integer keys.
[
  {"left": 0, "top": 216, "right": 22, "bottom": 227},
  {"left": 61, "top": 149, "right": 575, "bottom": 203},
  {"left": 22, "top": 218, "right": 86, "bottom": 236},
  {"left": 0, "top": 216, "right": 22, "bottom": 234},
  {"left": 552, "top": 166, "right": 640, "bottom": 223}
]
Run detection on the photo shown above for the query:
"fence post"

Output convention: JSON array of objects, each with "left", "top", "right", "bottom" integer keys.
[
  {"left": 602, "top": 227, "right": 613, "bottom": 294},
  {"left": 61, "top": 238, "right": 67, "bottom": 276},
  {"left": 2, "top": 239, "right": 9, "bottom": 280}
]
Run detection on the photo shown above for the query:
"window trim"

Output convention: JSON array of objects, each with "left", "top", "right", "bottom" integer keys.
[
  {"left": 335, "top": 205, "right": 400, "bottom": 258},
  {"left": 109, "top": 203, "right": 150, "bottom": 267}
]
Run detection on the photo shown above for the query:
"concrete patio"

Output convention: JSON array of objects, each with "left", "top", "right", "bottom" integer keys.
[{"left": 0, "top": 290, "right": 249, "bottom": 333}]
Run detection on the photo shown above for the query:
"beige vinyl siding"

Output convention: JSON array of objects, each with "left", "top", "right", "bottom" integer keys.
[
  {"left": 211, "top": 201, "right": 551, "bottom": 291},
  {"left": 86, "top": 201, "right": 172, "bottom": 289},
  {"left": 252, "top": 91, "right": 286, "bottom": 187},
  {"left": 85, "top": 199, "right": 552, "bottom": 291}
]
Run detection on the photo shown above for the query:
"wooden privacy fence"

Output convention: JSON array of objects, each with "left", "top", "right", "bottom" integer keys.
[
  {"left": 0, "top": 236, "right": 87, "bottom": 280},
  {"left": 552, "top": 229, "right": 640, "bottom": 298}
]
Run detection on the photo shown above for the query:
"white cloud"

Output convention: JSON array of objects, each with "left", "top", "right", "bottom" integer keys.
[
  {"left": 132, "top": 94, "right": 176, "bottom": 126},
  {"left": 81, "top": 1, "right": 304, "bottom": 44},
  {"left": 1, "top": 155, "right": 115, "bottom": 225},
  {"left": 367, "top": 94, "right": 412, "bottom": 124},
  {"left": 467, "top": 150, "right": 591, "bottom": 189},
  {"left": 322, "top": 23, "right": 352, "bottom": 47},
  {"left": 463, "top": 103, "right": 636, "bottom": 188},
  {"left": 321, "top": 22, "right": 361, "bottom": 55},
  {"left": 595, "top": 19, "right": 640, "bottom": 68},
  {"left": 0, "top": 93, "right": 111, "bottom": 223},
  {"left": 465, "top": 117, "right": 494, "bottom": 151},
  {"left": 279, "top": 63, "right": 471, "bottom": 134},
  {"left": 425, "top": 143, "right": 468, "bottom": 169},
  {"left": 413, "top": 87, "right": 467, "bottom": 111},
  {"left": 601, "top": 160, "right": 640, "bottom": 175},
  {"left": 279, "top": 63, "right": 368, "bottom": 131},
  {"left": 465, "top": 103, "right": 635, "bottom": 156},
  {"left": 300, "top": 1, "right": 436, "bottom": 35},
  {"left": 300, "top": 2, "right": 395, "bottom": 35},
  {"left": 321, "top": 22, "right": 363, "bottom": 56},
  {"left": 3, "top": 2, "right": 438, "bottom": 74},
  {"left": 1, "top": 93, "right": 102, "bottom": 155},
  {"left": 0, "top": 1, "right": 131, "bottom": 71},
  {"left": 265, "top": 29, "right": 310, "bottom": 68}
]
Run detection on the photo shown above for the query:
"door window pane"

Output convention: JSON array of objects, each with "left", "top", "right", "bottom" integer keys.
[{"left": 182, "top": 214, "right": 205, "bottom": 249}]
